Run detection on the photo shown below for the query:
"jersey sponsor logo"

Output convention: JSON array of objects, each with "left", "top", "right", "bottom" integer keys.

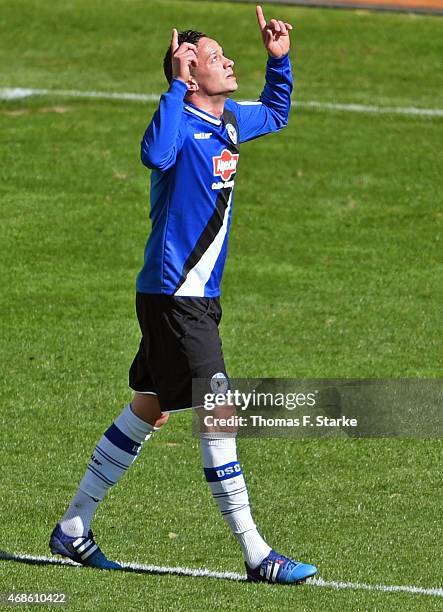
[
  {"left": 212, "top": 149, "right": 239, "bottom": 182},
  {"left": 194, "top": 132, "right": 213, "bottom": 139},
  {"left": 225, "top": 123, "right": 238, "bottom": 144},
  {"left": 212, "top": 179, "right": 234, "bottom": 191}
]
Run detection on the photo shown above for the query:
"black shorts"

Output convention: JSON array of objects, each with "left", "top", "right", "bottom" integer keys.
[{"left": 129, "top": 293, "right": 228, "bottom": 412}]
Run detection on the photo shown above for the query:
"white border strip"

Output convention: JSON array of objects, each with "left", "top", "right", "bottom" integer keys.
[
  {"left": 1, "top": 552, "right": 442, "bottom": 597},
  {"left": 1, "top": 87, "right": 443, "bottom": 117}
]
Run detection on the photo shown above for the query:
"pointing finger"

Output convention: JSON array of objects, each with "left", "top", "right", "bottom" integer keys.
[
  {"left": 256, "top": 5, "right": 267, "bottom": 29},
  {"left": 171, "top": 28, "right": 179, "bottom": 53}
]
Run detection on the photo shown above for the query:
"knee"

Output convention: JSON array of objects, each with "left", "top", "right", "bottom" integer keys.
[
  {"left": 131, "top": 392, "right": 169, "bottom": 428},
  {"left": 196, "top": 404, "right": 238, "bottom": 435},
  {"left": 153, "top": 411, "right": 170, "bottom": 428}
]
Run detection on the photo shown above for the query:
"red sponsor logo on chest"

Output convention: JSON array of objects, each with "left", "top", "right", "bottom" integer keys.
[{"left": 212, "top": 149, "right": 239, "bottom": 182}]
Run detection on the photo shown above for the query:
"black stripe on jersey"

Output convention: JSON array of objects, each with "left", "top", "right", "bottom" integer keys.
[
  {"left": 173, "top": 109, "right": 240, "bottom": 294},
  {"left": 174, "top": 185, "right": 233, "bottom": 293}
]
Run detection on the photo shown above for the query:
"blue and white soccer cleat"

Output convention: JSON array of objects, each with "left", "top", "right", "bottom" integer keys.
[
  {"left": 49, "top": 524, "right": 122, "bottom": 570},
  {"left": 245, "top": 549, "right": 317, "bottom": 584}
]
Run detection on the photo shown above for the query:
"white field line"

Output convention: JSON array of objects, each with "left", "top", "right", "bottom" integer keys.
[
  {"left": 1, "top": 552, "right": 442, "bottom": 598},
  {"left": 1, "top": 87, "right": 443, "bottom": 117},
  {"left": 0, "top": 87, "right": 159, "bottom": 103}
]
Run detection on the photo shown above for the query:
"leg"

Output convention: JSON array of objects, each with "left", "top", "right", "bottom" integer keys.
[
  {"left": 71, "top": 392, "right": 167, "bottom": 504},
  {"left": 50, "top": 392, "right": 168, "bottom": 569},
  {"left": 131, "top": 392, "right": 170, "bottom": 427},
  {"left": 197, "top": 404, "right": 271, "bottom": 568},
  {"left": 197, "top": 404, "right": 317, "bottom": 584}
]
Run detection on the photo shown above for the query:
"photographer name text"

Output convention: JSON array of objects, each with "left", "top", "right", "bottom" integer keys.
[{"left": 203, "top": 415, "right": 358, "bottom": 428}]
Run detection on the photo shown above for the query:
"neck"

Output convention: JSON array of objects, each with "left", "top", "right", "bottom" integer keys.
[{"left": 185, "top": 92, "right": 227, "bottom": 119}]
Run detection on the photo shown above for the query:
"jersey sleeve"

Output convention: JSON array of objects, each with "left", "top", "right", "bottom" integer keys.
[
  {"left": 227, "top": 54, "right": 293, "bottom": 144},
  {"left": 140, "top": 78, "right": 188, "bottom": 171}
]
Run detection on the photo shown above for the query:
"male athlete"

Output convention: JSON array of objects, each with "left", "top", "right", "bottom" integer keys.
[{"left": 50, "top": 6, "right": 318, "bottom": 584}]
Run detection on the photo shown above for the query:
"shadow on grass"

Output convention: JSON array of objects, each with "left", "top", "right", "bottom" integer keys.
[
  {"left": 0, "top": 550, "right": 246, "bottom": 581},
  {"left": 2, "top": 551, "right": 442, "bottom": 597}
]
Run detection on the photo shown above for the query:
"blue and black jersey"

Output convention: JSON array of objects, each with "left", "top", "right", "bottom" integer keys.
[{"left": 136, "top": 54, "right": 293, "bottom": 297}]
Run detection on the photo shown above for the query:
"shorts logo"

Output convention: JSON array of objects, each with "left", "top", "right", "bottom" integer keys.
[
  {"left": 212, "top": 149, "right": 239, "bottom": 182},
  {"left": 226, "top": 123, "right": 238, "bottom": 144},
  {"left": 210, "top": 372, "right": 229, "bottom": 394}
]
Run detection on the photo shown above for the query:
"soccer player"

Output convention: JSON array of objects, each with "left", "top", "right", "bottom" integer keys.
[{"left": 49, "top": 5, "right": 317, "bottom": 584}]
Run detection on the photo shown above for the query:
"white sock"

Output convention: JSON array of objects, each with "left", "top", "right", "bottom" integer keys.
[
  {"left": 200, "top": 436, "right": 271, "bottom": 568},
  {"left": 59, "top": 404, "right": 156, "bottom": 537},
  {"left": 59, "top": 490, "right": 99, "bottom": 538},
  {"left": 235, "top": 528, "right": 271, "bottom": 569}
]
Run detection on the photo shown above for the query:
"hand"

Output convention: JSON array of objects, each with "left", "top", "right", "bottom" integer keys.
[
  {"left": 256, "top": 5, "right": 293, "bottom": 58},
  {"left": 170, "top": 28, "right": 198, "bottom": 86}
]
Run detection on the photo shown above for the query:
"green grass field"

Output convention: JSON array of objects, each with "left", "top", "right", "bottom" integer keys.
[{"left": 1, "top": 0, "right": 442, "bottom": 609}]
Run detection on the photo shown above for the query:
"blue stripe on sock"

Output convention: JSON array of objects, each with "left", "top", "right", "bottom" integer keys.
[
  {"left": 212, "top": 486, "right": 247, "bottom": 498},
  {"left": 204, "top": 461, "right": 242, "bottom": 482},
  {"left": 96, "top": 445, "right": 130, "bottom": 470},
  {"left": 221, "top": 503, "right": 249, "bottom": 516},
  {"left": 87, "top": 464, "right": 116, "bottom": 487},
  {"left": 104, "top": 423, "right": 140, "bottom": 456}
]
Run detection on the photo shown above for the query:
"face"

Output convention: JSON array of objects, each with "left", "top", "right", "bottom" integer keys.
[{"left": 190, "top": 37, "right": 237, "bottom": 95}]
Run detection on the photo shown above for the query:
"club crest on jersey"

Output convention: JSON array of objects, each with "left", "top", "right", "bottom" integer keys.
[
  {"left": 225, "top": 123, "right": 238, "bottom": 144},
  {"left": 212, "top": 149, "right": 239, "bottom": 182}
]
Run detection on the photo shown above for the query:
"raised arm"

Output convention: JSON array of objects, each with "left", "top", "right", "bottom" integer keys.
[
  {"left": 141, "top": 29, "right": 197, "bottom": 171},
  {"left": 227, "top": 5, "right": 293, "bottom": 143}
]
